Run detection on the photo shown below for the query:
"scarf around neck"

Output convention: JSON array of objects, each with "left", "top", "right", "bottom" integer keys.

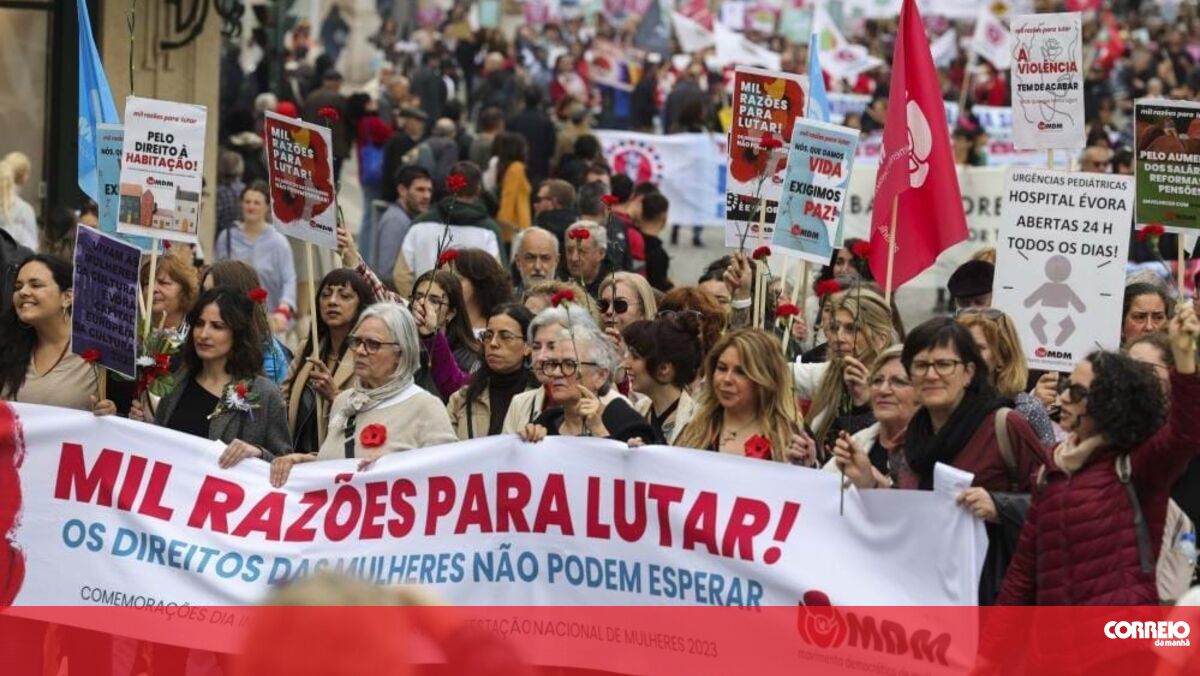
[
  {"left": 1052, "top": 434, "right": 1108, "bottom": 475},
  {"left": 330, "top": 371, "right": 416, "bottom": 432},
  {"left": 904, "top": 388, "right": 1009, "bottom": 490}
]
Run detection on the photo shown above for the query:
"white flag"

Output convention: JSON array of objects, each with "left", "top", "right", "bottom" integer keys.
[
  {"left": 711, "top": 21, "right": 782, "bottom": 71},
  {"left": 972, "top": 7, "right": 1012, "bottom": 69},
  {"left": 931, "top": 29, "right": 959, "bottom": 68},
  {"left": 671, "top": 10, "right": 716, "bottom": 53},
  {"left": 812, "top": 5, "right": 884, "bottom": 81}
]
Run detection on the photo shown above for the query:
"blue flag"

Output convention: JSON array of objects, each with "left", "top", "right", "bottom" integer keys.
[
  {"left": 78, "top": 0, "right": 119, "bottom": 201},
  {"left": 807, "top": 33, "right": 832, "bottom": 123}
]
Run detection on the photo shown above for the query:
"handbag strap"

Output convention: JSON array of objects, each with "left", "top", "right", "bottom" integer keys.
[
  {"left": 1115, "top": 454, "right": 1154, "bottom": 575},
  {"left": 993, "top": 407, "right": 1018, "bottom": 491}
]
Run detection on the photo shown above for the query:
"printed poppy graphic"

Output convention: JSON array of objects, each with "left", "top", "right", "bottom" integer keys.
[
  {"left": 360, "top": 423, "right": 388, "bottom": 449},
  {"left": 790, "top": 225, "right": 803, "bottom": 236},
  {"left": 266, "top": 118, "right": 335, "bottom": 225},
  {"left": 743, "top": 434, "right": 772, "bottom": 460},
  {"left": 730, "top": 74, "right": 805, "bottom": 183},
  {"left": 0, "top": 403, "right": 26, "bottom": 606},
  {"left": 796, "top": 590, "right": 847, "bottom": 649}
]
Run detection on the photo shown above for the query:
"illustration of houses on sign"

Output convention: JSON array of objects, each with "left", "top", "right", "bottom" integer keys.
[
  {"left": 118, "top": 183, "right": 155, "bottom": 227},
  {"left": 174, "top": 189, "right": 199, "bottom": 234}
]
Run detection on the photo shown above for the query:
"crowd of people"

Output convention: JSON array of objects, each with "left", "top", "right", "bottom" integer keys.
[{"left": 2, "top": 0, "right": 1200, "bottom": 619}]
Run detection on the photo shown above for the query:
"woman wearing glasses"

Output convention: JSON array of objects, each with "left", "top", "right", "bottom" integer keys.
[
  {"left": 957, "top": 309, "right": 1056, "bottom": 445},
  {"left": 1000, "top": 305, "right": 1200, "bottom": 606},
  {"left": 621, "top": 312, "right": 704, "bottom": 443},
  {"left": 899, "top": 317, "right": 1047, "bottom": 603},
  {"left": 447, "top": 304, "right": 539, "bottom": 439},
  {"left": 518, "top": 321, "right": 657, "bottom": 443},
  {"left": 502, "top": 304, "right": 596, "bottom": 433},
  {"left": 269, "top": 303, "right": 456, "bottom": 486},
  {"left": 828, "top": 346, "right": 919, "bottom": 488},
  {"left": 794, "top": 286, "right": 896, "bottom": 453},
  {"left": 410, "top": 269, "right": 481, "bottom": 399}
]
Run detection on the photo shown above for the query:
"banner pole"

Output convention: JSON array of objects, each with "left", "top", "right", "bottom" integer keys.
[
  {"left": 957, "top": 51, "right": 977, "bottom": 116},
  {"left": 1179, "top": 242, "right": 1187, "bottom": 297},
  {"left": 776, "top": 256, "right": 792, "bottom": 351},
  {"left": 884, "top": 196, "right": 899, "bottom": 306},
  {"left": 305, "top": 242, "right": 325, "bottom": 444},
  {"left": 97, "top": 367, "right": 107, "bottom": 402},
  {"left": 143, "top": 240, "right": 159, "bottom": 340}
]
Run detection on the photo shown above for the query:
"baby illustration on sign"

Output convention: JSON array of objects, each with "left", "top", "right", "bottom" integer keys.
[{"left": 1023, "top": 254, "right": 1086, "bottom": 346}]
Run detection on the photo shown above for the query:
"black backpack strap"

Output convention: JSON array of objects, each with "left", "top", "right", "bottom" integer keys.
[
  {"left": 1116, "top": 454, "right": 1153, "bottom": 575},
  {"left": 343, "top": 413, "right": 358, "bottom": 459}
]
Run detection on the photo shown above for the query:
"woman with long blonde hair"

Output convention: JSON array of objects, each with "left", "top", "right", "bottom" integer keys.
[
  {"left": 0, "top": 158, "right": 37, "bottom": 250},
  {"left": 675, "top": 329, "right": 814, "bottom": 464},
  {"left": 796, "top": 286, "right": 896, "bottom": 451}
]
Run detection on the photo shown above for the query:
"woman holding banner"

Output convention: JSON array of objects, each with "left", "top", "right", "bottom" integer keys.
[
  {"left": 446, "top": 304, "right": 538, "bottom": 439},
  {"left": 829, "top": 346, "right": 919, "bottom": 489},
  {"left": 0, "top": 255, "right": 113, "bottom": 414},
  {"left": 281, "top": 267, "right": 376, "bottom": 453},
  {"left": 129, "top": 286, "right": 291, "bottom": 465},
  {"left": 999, "top": 305, "right": 1200, "bottom": 605},
  {"left": 674, "top": 329, "right": 815, "bottom": 465},
  {"left": 270, "top": 303, "right": 457, "bottom": 486}
]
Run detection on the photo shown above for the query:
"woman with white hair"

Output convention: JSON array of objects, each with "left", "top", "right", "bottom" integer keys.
[
  {"left": 0, "top": 156, "right": 36, "bottom": 250},
  {"left": 268, "top": 302, "right": 456, "bottom": 486},
  {"left": 518, "top": 317, "right": 658, "bottom": 443}
]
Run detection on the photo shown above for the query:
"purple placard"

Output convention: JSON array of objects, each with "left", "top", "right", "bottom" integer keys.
[{"left": 71, "top": 226, "right": 141, "bottom": 379}]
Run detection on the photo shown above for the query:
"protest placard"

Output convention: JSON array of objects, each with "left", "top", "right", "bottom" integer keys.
[
  {"left": 993, "top": 168, "right": 1132, "bottom": 372},
  {"left": 1009, "top": 13, "right": 1085, "bottom": 150},
  {"left": 70, "top": 227, "right": 141, "bottom": 379},
  {"left": 1134, "top": 98, "right": 1200, "bottom": 231},
  {"left": 263, "top": 111, "right": 338, "bottom": 250},
  {"left": 772, "top": 118, "right": 860, "bottom": 264},
  {"left": 725, "top": 67, "right": 807, "bottom": 247},
  {"left": 116, "top": 96, "right": 207, "bottom": 243},
  {"left": 2, "top": 401, "right": 986, "bottom": 670},
  {"left": 96, "top": 125, "right": 152, "bottom": 251}
]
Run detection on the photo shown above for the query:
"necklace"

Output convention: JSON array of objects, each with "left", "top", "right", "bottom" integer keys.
[
  {"left": 34, "top": 339, "right": 71, "bottom": 378},
  {"left": 720, "top": 415, "right": 758, "bottom": 445}
]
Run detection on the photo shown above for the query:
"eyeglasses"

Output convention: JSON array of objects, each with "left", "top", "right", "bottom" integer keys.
[
  {"left": 348, "top": 336, "right": 401, "bottom": 355},
  {"left": 869, "top": 375, "right": 912, "bottom": 390},
  {"left": 541, "top": 359, "right": 599, "bottom": 376},
  {"left": 412, "top": 292, "right": 447, "bottom": 307},
  {"left": 1059, "top": 381, "right": 1089, "bottom": 402},
  {"left": 599, "top": 297, "right": 638, "bottom": 315},
  {"left": 955, "top": 307, "right": 1005, "bottom": 319},
  {"left": 481, "top": 330, "right": 524, "bottom": 344},
  {"left": 909, "top": 359, "right": 964, "bottom": 378}
]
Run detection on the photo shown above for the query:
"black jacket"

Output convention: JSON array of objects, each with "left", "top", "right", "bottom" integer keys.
[{"left": 506, "top": 109, "right": 557, "bottom": 186}]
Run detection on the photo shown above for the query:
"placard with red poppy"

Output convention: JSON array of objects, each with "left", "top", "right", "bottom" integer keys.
[
  {"left": 725, "top": 67, "right": 808, "bottom": 248},
  {"left": 263, "top": 111, "right": 338, "bottom": 250},
  {"left": 770, "top": 117, "right": 860, "bottom": 264}
]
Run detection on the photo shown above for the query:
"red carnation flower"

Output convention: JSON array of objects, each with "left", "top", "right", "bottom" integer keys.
[
  {"left": 775, "top": 303, "right": 800, "bottom": 319},
  {"left": 760, "top": 135, "right": 783, "bottom": 151},
  {"left": 248, "top": 287, "right": 269, "bottom": 304},
  {"left": 568, "top": 228, "right": 591, "bottom": 241},
  {"left": 851, "top": 241, "right": 871, "bottom": 258},
  {"left": 154, "top": 353, "right": 170, "bottom": 369},
  {"left": 550, "top": 289, "right": 576, "bottom": 307},
  {"left": 80, "top": 348, "right": 102, "bottom": 364},
  {"left": 752, "top": 245, "right": 771, "bottom": 261},
  {"left": 816, "top": 279, "right": 843, "bottom": 297},
  {"left": 600, "top": 194, "right": 620, "bottom": 207},
  {"left": 437, "top": 249, "right": 460, "bottom": 267},
  {"left": 317, "top": 106, "right": 339, "bottom": 122},
  {"left": 235, "top": 383, "right": 248, "bottom": 399},
  {"left": 1136, "top": 224, "right": 1165, "bottom": 243},
  {"left": 446, "top": 173, "right": 468, "bottom": 194},
  {"left": 360, "top": 423, "right": 388, "bottom": 449},
  {"left": 743, "top": 434, "right": 773, "bottom": 460}
]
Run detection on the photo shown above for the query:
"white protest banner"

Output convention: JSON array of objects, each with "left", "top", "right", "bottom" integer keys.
[
  {"left": 594, "top": 130, "right": 724, "bottom": 226},
  {"left": 117, "top": 96, "right": 207, "bottom": 243},
  {"left": 263, "top": 111, "right": 338, "bottom": 250},
  {"left": 972, "top": 7, "right": 1011, "bottom": 70},
  {"left": 773, "top": 118, "right": 860, "bottom": 264},
  {"left": 1010, "top": 13, "right": 1085, "bottom": 151},
  {"left": 843, "top": 166, "right": 1006, "bottom": 289},
  {"left": 1, "top": 401, "right": 986, "bottom": 672},
  {"left": 993, "top": 169, "right": 1132, "bottom": 372},
  {"left": 725, "top": 67, "right": 807, "bottom": 247}
]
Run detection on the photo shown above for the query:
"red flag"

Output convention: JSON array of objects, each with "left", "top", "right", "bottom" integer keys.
[{"left": 868, "top": 0, "right": 967, "bottom": 292}]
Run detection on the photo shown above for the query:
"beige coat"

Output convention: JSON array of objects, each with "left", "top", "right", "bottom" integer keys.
[
  {"left": 282, "top": 343, "right": 357, "bottom": 444},
  {"left": 317, "top": 386, "right": 457, "bottom": 459},
  {"left": 447, "top": 386, "right": 492, "bottom": 440}
]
